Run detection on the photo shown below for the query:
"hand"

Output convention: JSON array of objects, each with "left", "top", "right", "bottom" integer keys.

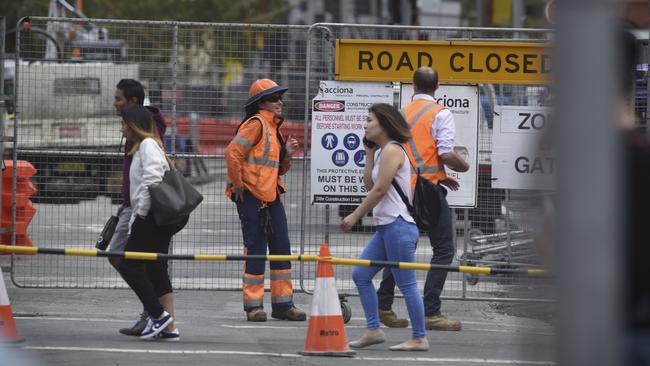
[
  {"left": 439, "top": 176, "right": 460, "bottom": 191},
  {"left": 341, "top": 213, "right": 359, "bottom": 231},
  {"left": 232, "top": 187, "right": 245, "bottom": 203},
  {"left": 285, "top": 135, "right": 299, "bottom": 157}
]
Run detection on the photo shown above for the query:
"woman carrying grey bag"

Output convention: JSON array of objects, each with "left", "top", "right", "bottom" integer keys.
[{"left": 118, "top": 105, "right": 188, "bottom": 341}]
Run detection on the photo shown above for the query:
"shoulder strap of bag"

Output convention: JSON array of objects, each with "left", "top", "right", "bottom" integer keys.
[
  {"left": 388, "top": 142, "right": 414, "bottom": 212},
  {"left": 391, "top": 178, "right": 414, "bottom": 212},
  {"left": 150, "top": 138, "right": 176, "bottom": 172}
]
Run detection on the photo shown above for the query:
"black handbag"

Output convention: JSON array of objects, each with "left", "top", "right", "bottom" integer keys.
[
  {"left": 149, "top": 159, "right": 204, "bottom": 226},
  {"left": 390, "top": 142, "right": 442, "bottom": 231},
  {"left": 95, "top": 215, "right": 119, "bottom": 250},
  {"left": 392, "top": 170, "right": 442, "bottom": 232}
]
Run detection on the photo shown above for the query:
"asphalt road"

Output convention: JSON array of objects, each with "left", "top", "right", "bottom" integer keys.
[{"left": 3, "top": 277, "right": 555, "bottom": 366}]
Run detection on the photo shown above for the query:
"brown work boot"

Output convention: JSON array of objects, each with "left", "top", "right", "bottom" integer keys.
[
  {"left": 425, "top": 314, "right": 462, "bottom": 331},
  {"left": 271, "top": 306, "right": 307, "bottom": 321},
  {"left": 379, "top": 309, "right": 409, "bottom": 328},
  {"left": 246, "top": 307, "right": 267, "bottom": 322}
]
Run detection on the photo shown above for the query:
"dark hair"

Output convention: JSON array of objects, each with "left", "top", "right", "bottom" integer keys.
[
  {"left": 116, "top": 79, "right": 145, "bottom": 105},
  {"left": 368, "top": 103, "right": 410, "bottom": 143},
  {"left": 121, "top": 105, "right": 159, "bottom": 155},
  {"left": 121, "top": 105, "right": 153, "bottom": 132},
  {"left": 413, "top": 67, "right": 438, "bottom": 94},
  {"left": 237, "top": 100, "right": 288, "bottom": 160}
]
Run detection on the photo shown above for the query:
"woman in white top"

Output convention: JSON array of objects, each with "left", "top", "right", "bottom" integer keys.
[
  {"left": 118, "top": 105, "right": 188, "bottom": 341},
  {"left": 341, "top": 103, "right": 427, "bottom": 351}
]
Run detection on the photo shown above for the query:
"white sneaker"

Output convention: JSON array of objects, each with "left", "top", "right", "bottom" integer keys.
[
  {"left": 154, "top": 328, "right": 180, "bottom": 342},
  {"left": 140, "top": 311, "right": 173, "bottom": 340}
]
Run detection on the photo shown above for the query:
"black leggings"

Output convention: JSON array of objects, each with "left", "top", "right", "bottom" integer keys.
[{"left": 119, "top": 214, "right": 187, "bottom": 318}]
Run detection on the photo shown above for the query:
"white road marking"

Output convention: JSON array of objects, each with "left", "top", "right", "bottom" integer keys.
[
  {"left": 22, "top": 346, "right": 556, "bottom": 364},
  {"left": 13, "top": 315, "right": 552, "bottom": 335}
]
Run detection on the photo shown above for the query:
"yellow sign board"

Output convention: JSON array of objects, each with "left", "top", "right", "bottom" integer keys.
[{"left": 335, "top": 39, "right": 550, "bottom": 84}]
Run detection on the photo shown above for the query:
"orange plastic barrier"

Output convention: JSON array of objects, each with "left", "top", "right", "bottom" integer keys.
[
  {"left": 164, "top": 117, "right": 309, "bottom": 156},
  {"left": 0, "top": 160, "right": 37, "bottom": 250}
]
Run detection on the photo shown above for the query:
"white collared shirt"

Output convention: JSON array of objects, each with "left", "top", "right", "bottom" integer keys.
[{"left": 412, "top": 94, "right": 455, "bottom": 155}]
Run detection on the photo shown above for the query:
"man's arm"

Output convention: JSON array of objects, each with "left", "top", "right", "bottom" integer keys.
[
  {"left": 440, "top": 152, "right": 469, "bottom": 172},
  {"left": 225, "top": 119, "right": 262, "bottom": 201},
  {"left": 432, "top": 109, "right": 469, "bottom": 173}
]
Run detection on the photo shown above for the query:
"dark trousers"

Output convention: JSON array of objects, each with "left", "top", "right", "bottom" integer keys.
[
  {"left": 236, "top": 190, "right": 294, "bottom": 310},
  {"left": 377, "top": 187, "right": 454, "bottom": 316},
  {"left": 119, "top": 214, "right": 187, "bottom": 319}
]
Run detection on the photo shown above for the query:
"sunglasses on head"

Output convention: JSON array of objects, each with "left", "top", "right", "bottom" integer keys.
[{"left": 262, "top": 94, "right": 283, "bottom": 103}]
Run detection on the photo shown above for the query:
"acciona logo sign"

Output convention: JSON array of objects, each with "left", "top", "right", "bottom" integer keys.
[
  {"left": 435, "top": 94, "right": 470, "bottom": 109},
  {"left": 319, "top": 82, "right": 354, "bottom": 97},
  {"left": 314, "top": 101, "right": 346, "bottom": 112}
]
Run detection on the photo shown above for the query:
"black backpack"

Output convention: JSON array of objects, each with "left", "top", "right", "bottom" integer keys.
[{"left": 390, "top": 143, "right": 442, "bottom": 231}]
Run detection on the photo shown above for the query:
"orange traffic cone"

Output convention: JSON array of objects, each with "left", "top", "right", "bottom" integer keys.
[
  {"left": 0, "top": 268, "right": 22, "bottom": 343},
  {"left": 299, "top": 243, "right": 355, "bottom": 357}
]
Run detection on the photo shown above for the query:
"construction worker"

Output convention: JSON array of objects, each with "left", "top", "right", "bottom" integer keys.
[
  {"left": 225, "top": 79, "right": 306, "bottom": 322},
  {"left": 376, "top": 67, "right": 469, "bottom": 330}
]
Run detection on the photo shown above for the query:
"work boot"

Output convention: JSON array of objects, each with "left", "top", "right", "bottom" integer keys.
[
  {"left": 379, "top": 309, "right": 409, "bottom": 328},
  {"left": 246, "top": 307, "right": 267, "bottom": 322},
  {"left": 425, "top": 314, "right": 462, "bottom": 331},
  {"left": 119, "top": 311, "right": 149, "bottom": 336},
  {"left": 271, "top": 306, "right": 307, "bottom": 321}
]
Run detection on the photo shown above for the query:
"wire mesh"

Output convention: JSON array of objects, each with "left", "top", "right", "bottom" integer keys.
[
  {"left": 301, "top": 24, "right": 554, "bottom": 301},
  {"left": 6, "top": 18, "right": 557, "bottom": 302}
]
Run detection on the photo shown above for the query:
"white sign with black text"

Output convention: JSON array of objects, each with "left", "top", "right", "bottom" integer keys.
[
  {"left": 310, "top": 81, "right": 394, "bottom": 204},
  {"left": 492, "top": 106, "right": 555, "bottom": 190},
  {"left": 399, "top": 84, "right": 479, "bottom": 208}
]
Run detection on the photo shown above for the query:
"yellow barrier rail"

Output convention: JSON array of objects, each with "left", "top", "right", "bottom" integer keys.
[{"left": 0, "top": 245, "right": 547, "bottom": 277}]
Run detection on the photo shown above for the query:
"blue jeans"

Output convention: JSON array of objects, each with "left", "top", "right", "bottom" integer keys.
[
  {"left": 377, "top": 186, "right": 454, "bottom": 316},
  {"left": 352, "top": 216, "right": 425, "bottom": 338}
]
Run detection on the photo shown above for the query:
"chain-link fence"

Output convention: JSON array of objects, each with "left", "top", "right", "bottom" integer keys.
[{"left": 4, "top": 17, "right": 557, "bottom": 302}]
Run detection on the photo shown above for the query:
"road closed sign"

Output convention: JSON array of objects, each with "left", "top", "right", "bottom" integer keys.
[
  {"left": 492, "top": 106, "right": 555, "bottom": 190},
  {"left": 335, "top": 39, "right": 550, "bottom": 85},
  {"left": 311, "top": 81, "right": 394, "bottom": 204}
]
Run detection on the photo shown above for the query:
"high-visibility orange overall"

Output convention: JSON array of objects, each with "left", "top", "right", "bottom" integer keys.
[{"left": 225, "top": 109, "right": 294, "bottom": 311}]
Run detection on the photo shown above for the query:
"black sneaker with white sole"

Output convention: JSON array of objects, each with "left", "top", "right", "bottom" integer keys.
[
  {"left": 119, "top": 311, "right": 149, "bottom": 336},
  {"left": 140, "top": 311, "right": 173, "bottom": 340},
  {"left": 154, "top": 328, "right": 180, "bottom": 341}
]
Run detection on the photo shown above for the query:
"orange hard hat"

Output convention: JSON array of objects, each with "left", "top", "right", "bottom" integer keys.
[{"left": 245, "top": 79, "right": 288, "bottom": 107}]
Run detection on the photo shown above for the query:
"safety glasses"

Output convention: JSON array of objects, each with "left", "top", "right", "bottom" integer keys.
[{"left": 262, "top": 94, "right": 283, "bottom": 103}]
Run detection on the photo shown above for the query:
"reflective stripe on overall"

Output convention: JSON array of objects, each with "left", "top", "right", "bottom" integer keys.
[
  {"left": 402, "top": 99, "right": 447, "bottom": 186},
  {"left": 226, "top": 110, "right": 285, "bottom": 202},
  {"left": 238, "top": 192, "right": 294, "bottom": 311}
]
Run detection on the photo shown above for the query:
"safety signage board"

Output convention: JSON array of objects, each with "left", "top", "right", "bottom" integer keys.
[
  {"left": 399, "top": 84, "right": 479, "bottom": 208},
  {"left": 311, "top": 80, "right": 394, "bottom": 203},
  {"left": 335, "top": 39, "right": 550, "bottom": 85},
  {"left": 492, "top": 106, "right": 555, "bottom": 190}
]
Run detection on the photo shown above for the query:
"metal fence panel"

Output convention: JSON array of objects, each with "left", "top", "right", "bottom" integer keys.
[
  {"left": 301, "top": 24, "right": 553, "bottom": 302},
  {"left": 6, "top": 18, "right": 554, "bottom": 302}
]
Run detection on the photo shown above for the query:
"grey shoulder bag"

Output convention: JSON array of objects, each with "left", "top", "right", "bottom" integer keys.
[{"left": 149, "top": 150, "right": 204, "bottom": 226}]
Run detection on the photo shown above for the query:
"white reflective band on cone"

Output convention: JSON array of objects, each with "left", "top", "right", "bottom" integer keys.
[
  {"left": 309, "top": 278, "right": 342, "bottom": 317},
  {"left": 0, "top": 271, "right": 9, "bottom": 305}
]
